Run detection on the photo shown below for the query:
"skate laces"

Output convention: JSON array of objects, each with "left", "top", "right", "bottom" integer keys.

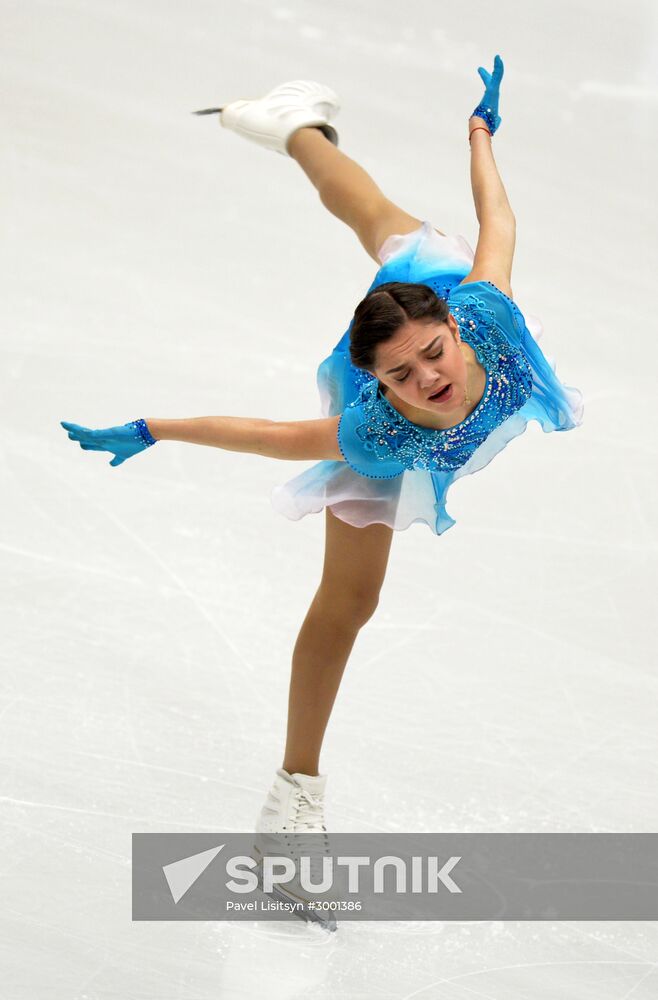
[
  {"left": 294, "top": 788, "right": 325, "bottom": 832},
  {"left": 291, "top": 787, "right": 331, "bottom": 879}
]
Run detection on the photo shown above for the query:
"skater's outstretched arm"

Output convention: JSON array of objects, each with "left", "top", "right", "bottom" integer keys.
[
  {"left": 60, "top": 414, "right": 344, "bottom": 466},
  {"left": 460, "top": 55, "right": 516, "bottom": 299}
]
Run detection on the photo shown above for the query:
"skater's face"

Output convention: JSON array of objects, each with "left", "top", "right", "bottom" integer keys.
[{"left": 371, "top": 314, "right": 475, "bottom": 425}]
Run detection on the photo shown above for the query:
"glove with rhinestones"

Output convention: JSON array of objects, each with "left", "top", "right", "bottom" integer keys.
[
  {"left": 60, "top": 418, "right": 157, "bottom": 467},
  {"left": 471, "top": 54, "right": 504, "bottom": 135}
]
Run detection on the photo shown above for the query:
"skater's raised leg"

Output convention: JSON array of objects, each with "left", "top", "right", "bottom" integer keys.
[
  {"left": 282, "top": 508, "right": 394, "bottom": 776},
  {"left": 216, "top": 79, "right": 445, "bottom": 262},
  {"left": 288, "top": 126, "right": 445, "bottom": 263}
]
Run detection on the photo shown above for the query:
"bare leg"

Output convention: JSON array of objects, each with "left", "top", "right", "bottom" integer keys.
[
  {"left": 282, "top": 508, "right": 394, "bottom": 776},
  {"left": 288, "top": 127, "right": 446, "bottom": 263}
]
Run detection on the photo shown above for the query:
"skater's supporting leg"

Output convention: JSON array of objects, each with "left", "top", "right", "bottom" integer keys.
[
  {"left": 282, "top": 508, "right": 394, "bottom": 776},
  {"left": 288, "top": 127, "right": 444, "bottom": 263}
]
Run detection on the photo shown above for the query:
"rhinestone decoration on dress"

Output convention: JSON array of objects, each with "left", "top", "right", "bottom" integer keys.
[{"left": 344, "top": 290, "right": 533, "bottom": 473}]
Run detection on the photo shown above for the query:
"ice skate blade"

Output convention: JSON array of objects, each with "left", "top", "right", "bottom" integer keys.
[
  {"left": 193, "top": 98, "right": 255, "bottom": 116},
  {"left": 254, "top": 860, "right": 337, "bottom": 933}
]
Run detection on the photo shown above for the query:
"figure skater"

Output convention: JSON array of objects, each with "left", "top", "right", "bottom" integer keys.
[{"left": 61, "top": 57, "right": 583, "bottom": 857}]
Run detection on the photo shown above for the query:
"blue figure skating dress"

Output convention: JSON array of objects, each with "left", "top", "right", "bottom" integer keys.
[{"left": 271, "top": 221, "right": 584, "bottom": 535}]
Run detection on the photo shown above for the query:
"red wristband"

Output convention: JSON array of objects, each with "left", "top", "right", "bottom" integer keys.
[{"left": 469, "top": 126, "right": 492, "bottom": 141}]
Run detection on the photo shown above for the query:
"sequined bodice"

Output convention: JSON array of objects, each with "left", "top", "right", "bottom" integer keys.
[{"left": 341, "top": 288, "right": 534, "bottom": 474}]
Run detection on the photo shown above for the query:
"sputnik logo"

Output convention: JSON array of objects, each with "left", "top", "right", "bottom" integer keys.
[{"left": 163, "top": 844, "right": 225, "bottom": 903}]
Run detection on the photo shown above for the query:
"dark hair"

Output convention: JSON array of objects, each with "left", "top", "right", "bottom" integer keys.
[{"left": 349, "top": 282, "right": 450, "bottom": 372}]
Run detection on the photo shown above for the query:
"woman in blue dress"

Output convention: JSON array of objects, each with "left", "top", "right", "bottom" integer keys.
[{"left": 61, "top": 59, "right": 583, "bottom": 844}]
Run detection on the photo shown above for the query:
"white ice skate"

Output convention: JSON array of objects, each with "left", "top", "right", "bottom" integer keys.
[
  {"left": 193, "top": 79, "right": 340, "bottom": 156},
  {"left": 252, "top": 767, "right": 340, "bottom": 932}
]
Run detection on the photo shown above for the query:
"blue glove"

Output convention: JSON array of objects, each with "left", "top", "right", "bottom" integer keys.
[
  {"left": 471, "top": 54, "right": 504, "bottom": 135},
  {"left": 60, "top": 418, "right": 157, "bottom": 467}
]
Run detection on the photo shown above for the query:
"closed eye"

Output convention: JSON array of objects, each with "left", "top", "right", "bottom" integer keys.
[{"left": 394, "top": 350, "right": 443, "bottom": 383}]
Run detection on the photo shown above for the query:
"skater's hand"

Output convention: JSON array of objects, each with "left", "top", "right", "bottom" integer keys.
[
  {"left": 60, "top": 418, "right": 157, "bottom": 467},
  {"left": 471, "top": 54, "right": 504, "bottom": 135}
]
